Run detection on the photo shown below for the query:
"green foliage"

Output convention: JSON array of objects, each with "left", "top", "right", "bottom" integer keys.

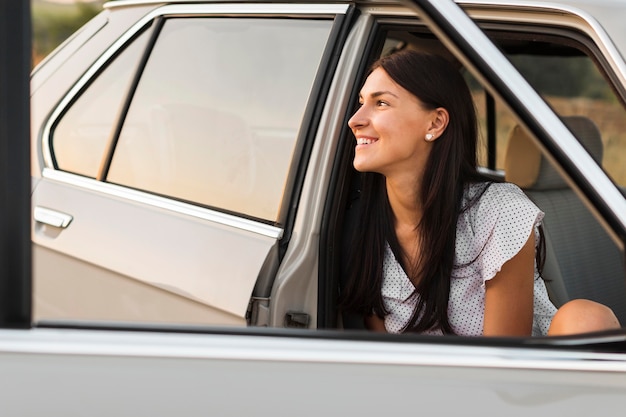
[
  {"left": 465, "top": 53, "right": 615, "bottom": 103},
  {"left": 32, "top": 1, "right": 103, "bottom": 65},
  {"left": 509, "top": 55, "right": 614, "bottom": 100}
]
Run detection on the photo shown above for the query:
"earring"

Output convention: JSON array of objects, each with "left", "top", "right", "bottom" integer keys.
[{"left": 425, "top": 133, "right": 434, "bottom": 141}]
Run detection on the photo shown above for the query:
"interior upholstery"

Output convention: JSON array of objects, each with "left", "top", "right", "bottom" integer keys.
[{"left": 504, "top": 116, "right": 626, "bottom": 324}]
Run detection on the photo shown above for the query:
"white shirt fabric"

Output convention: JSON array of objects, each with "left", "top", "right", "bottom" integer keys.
[{"left": 382, "top": 182, "right": 557, "bottom": 336}]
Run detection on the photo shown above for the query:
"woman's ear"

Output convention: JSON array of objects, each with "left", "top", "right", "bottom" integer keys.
[{"left": 425, "top": 107, "right": 449, "bottom": 142}]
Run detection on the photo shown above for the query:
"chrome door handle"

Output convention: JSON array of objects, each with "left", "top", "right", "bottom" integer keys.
[{"left": 34, "top": 206, "right": 73, "bottom": 228}]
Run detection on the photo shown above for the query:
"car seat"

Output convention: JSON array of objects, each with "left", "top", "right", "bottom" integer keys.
[{"left": 504, "top": 116, "right": 626, "bottom": 324}]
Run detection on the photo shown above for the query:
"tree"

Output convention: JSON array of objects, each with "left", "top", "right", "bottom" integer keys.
[{"left": 32, "top": 0, "right": 102, "bottom": 66}]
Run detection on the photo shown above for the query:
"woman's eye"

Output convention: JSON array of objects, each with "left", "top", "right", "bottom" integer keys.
[{"left": 377, "top": 100, "right": 389, "bottom": 107}]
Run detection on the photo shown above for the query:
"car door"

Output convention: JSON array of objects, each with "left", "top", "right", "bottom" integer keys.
[{"left": 31, "top": 3, "right": 348, "bottom": 326}]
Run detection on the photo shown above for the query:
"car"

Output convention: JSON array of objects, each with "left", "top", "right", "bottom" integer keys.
[{"left": 2, "top": 0, "right": 626, "bottom": 414}]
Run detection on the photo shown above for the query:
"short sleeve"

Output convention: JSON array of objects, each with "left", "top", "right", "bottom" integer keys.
[{"left": 455, "top": 183, "right": 544, "bottom": 285}]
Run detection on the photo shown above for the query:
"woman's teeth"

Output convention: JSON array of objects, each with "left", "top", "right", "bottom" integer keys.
[{"left": 357, "top": 138, "right": 376, "bottom": 145}]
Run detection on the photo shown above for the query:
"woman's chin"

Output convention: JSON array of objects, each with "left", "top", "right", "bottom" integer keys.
[
  {"left": 353, "top": 159, "right": 377, "bottom": 173},
  {"left": 353, "top": 159, "right": 368, "bottom": 172}
]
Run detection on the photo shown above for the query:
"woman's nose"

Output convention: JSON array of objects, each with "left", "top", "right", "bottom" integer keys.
[{"left": 348, "top": 106, "right": 367, "bottom": 130}]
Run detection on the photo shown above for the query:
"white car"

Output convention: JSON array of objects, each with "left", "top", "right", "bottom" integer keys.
[{"left": 1, "top": 0, "right": 626, "bottom": 415}]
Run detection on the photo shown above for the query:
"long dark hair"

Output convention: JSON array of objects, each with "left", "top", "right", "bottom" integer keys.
[{"left": 339, "top": 50, "right": 489, "bottom": 333}]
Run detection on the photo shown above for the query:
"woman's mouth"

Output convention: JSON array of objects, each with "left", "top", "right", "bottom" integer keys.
[{"left": 356, "top": 137, "right": 378, "bottom": 145}]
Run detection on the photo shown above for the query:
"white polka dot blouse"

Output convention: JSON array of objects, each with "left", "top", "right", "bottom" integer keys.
[{"left": 382, "top": 182, "right": 557, "bottom": 336}]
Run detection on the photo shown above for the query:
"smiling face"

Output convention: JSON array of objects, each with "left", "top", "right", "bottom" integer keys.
[{"left": 348, "top": 67, "right": 437, "bottom": 179}]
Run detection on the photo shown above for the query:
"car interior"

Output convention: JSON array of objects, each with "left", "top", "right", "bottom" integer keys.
[{"left": 323, "top": 22, "right": 626, "bottom": 332}]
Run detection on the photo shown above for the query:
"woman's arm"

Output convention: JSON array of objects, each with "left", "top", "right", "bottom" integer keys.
[{"left": 482, "top": 231, "right": 535, "bottom": 336}]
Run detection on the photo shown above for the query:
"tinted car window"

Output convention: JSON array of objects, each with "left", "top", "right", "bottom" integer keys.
[
  {"left": 52, "top": 29, "right": 151, "bottom": 178},
  {"left": 106, "top": 18, "right": 332, "bottom": 221}
]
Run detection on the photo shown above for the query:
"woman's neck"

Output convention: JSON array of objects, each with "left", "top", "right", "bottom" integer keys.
[
  {"left": 385, "top": 174, "right": 422, "bottom": 231},
  {"left": 385, "top": 174, "right": 424, "bottom": 280}
]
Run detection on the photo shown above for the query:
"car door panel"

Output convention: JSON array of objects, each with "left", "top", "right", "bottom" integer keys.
[
  {"left": 32, "top": 173, "right": 279, "bottom": 325},
  {"left": 1, "top": 328, "right": 626, "bottom": 416}
]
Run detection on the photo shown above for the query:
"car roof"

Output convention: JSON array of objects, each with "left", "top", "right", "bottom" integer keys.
[
  {"left": 102, "top": 0, "right": 626, "bottom": 69},
  {"left": 101, "top": 0, "right": 626, "bottom": 8}
]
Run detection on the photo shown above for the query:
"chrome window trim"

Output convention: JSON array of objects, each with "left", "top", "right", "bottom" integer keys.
[
  {"left": 104, "top": 0, "right": 349, "bottom": 15},
  {"left": 2, "top": 328, "right": 626, "bottom": 372},
  {"left": 42, "top": 2, "right": 347, "bottom": 167},
  {"left": 42, "top": 168, "right": 284, "bottom": 239}
]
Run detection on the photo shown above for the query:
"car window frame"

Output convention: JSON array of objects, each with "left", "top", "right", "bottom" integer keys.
[{"left": 320, "top": 0, "right": 626, "bottom": 345}]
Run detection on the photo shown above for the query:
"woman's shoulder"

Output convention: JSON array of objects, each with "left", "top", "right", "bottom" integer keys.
[
  {"left": 462, "top": 181, "right": 543, "bottom": 225},
  {"left": 466, "top": 181, "right": 525, "bottom": 200},
  {"left": 464, "top": 181, "right": 530, "bottom": 210}
]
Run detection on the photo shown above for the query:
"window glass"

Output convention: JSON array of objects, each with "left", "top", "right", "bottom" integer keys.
[
  {"left": 469, "top": 39, "right": 626, "bottom": 188},
  {"left": 107, "top": 18, "right": 333, "bottom": 221},
  {"left": 52, "top": 29, "right": 151, "bottom": 178},
  {"left": 509, "top": 53, "right": 626, "bottom": 187}
]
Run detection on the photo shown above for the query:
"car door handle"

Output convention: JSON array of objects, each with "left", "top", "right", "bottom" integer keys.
[{"left": 34, "top": 206, "right": 73, "bottom": 228}]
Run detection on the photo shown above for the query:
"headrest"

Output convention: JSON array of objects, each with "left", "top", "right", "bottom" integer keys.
[{"left": 504, "top": 116, "right": 603, "bottom": 190}]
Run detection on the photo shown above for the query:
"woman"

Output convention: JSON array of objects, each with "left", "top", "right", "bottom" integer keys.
[{"left": 339, "top": 50, "right": 619, "bottom": 336}]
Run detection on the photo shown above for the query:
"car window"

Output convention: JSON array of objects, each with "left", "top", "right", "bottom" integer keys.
[
  {"left": 106, "top": 17, "right": 333, "bottom": 221},
  {"left": 473, "top": 32, "right": 626, "bottom": 189},
  {"left": 513, "top": 51, "right": 626, "bottom": 187},
  {"left": 52, "top": 28, "right": 151, "bottom": 178}
]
